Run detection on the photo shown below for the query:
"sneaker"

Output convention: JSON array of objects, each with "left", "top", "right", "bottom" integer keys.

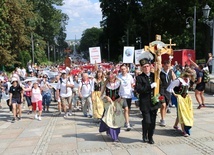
[
  {"left": 173, "top": 126, "right": 180, "bottom": 130},
  {"left": 38, "top": 116, "right": 42, "bottom": 121},
  {"left": 27, "top": 111, "right": 32, "bottom": 115},
  {"left": 197, "top": 105, "right": 202, "bottom": 109},
  {"left": 167, "top": 109, "right": 171, "bottom": 113},
  {"left": 11, "top": 118, "right": 15, "bottom": 123},
  {"left": 17, "top": 117, "right": 21, "bottom": 121},
  {"left": 67, "top": 112, "right": 72, "bottom": 116},
  {"left": 64, "top": 113, "right": 68, "bottom": 118},
  {"left": 183, "top": 132, "right": 189, "bottom": 137},
  {"left": 126, "top": 123, "right": 131, "bottom": 131},
  {"left": 83, "top": 114, "right": 88, "bottom": 117},
  {"left": 35, "top": 114, "right": 38, "bottom": 120},
  {"left": 124, "top": 123, "right": 127, "bottom": 128},
  {"left": 160, "top": 120, "right": 166, "bottom": 127}
]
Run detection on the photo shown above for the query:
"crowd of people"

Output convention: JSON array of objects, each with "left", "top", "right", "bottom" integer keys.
[{"left": 0, "top": 54, "right": 211, "bottom": 143}]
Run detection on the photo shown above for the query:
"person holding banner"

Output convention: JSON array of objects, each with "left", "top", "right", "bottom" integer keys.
[{"left": 135, "top": 58, "right": 160, "bottom": 144}]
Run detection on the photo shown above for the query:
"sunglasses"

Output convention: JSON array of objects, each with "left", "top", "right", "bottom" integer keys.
[{"left": 43, "top": 77, "right": 47, "bottom": 78}]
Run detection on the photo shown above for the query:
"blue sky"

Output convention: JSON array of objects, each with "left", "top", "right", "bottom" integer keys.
[{"left": 56, "top": 0, "right": 102, "bottom": 40}]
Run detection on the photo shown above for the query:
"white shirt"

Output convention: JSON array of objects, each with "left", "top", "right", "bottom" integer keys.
[
  {"left": 73, "top": 80, "right": 80, "bottom": 93},
  {"left": 118, "top": 73, "right": 134, "bottom": 98},
  {"left": 57, "top": 78, "right": 74, "bottom": 97},
  {"left": 167, "top": 78, "right": 189, "bottom": 93},
  {"left": 21, "top": 68, "right": 26, "bottom": 77},
  {"left": 40, "top": 81, "right": 50, "bottom": 92},
  {"left": 79, "top": 79, "right": 93, "bottom": 98},
  {"left": 31, "top": 87, "right": 42, "bottom": 102}
]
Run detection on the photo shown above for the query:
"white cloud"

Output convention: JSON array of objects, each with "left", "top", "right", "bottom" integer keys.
[{"left": 56, "top": 0, "right": 102, "bottom": 40}]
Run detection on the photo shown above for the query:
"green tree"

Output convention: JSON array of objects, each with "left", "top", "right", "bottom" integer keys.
[
  {"left": 79, "top": 27, "right": 103, "bottom": 58},
  {"left": 100, "top": 0, "right": 214, "bottom": 60},
  {"left": 0, "top": 0, "right": 69, "bottom": 67},
  {"left": 0, "top": 0, "right": 35, "bottom": 66}
]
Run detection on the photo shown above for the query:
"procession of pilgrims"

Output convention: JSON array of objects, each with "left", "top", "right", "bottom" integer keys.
[{"left": 0, "top": 39, "right": 195, "bottom": 144}]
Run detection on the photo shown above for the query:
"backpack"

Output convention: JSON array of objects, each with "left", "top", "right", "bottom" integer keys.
[
  {"left": 60, "top": 77, "right": 71, "bottom": 84},
  {"left": 203, "top": 70, "right": 210, "bottom": 83}
]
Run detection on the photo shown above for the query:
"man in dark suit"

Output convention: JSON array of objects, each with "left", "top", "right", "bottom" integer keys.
[{"left": 135, "top": 58, "right": 160, "bottom": 144}]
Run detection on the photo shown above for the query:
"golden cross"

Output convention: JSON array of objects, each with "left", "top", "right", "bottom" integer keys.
[{"left": 166, "top": 39, "right": 176, "bottom": 49}]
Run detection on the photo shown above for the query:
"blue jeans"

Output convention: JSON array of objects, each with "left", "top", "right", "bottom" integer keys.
[{"left": 42, "top": 93, "right": 51, "bottom": 107}]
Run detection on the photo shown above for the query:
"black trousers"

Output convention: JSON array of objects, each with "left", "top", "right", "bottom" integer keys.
[
  {"left": 7, "top": 99, "right": 12, "bottom": 111},
  {"left": 141, "top": 109, "right": 158, "bottom": 140},
  {"left": 208, "top": 65, "right": 212, "bottom": 74}
]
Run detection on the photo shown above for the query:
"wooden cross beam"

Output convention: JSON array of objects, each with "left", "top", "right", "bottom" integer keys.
[{"left": 144, "top": 38, "right": 176, "bottom": 96}]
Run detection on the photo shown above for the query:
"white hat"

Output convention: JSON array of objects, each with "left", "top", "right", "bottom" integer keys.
[
  {"left": 33, "top": 81, "right": 39, "bottom": 84},
  {"left": 11, "top": 77, "right": 18, "bottom": 83},
  {"left": 61, "top": 70, "right": 66, "bottom": 74}
]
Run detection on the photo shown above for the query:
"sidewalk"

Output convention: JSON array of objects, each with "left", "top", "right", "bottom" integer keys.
[{"left": 0, "top": 92, "right": 214, "bottom": 155}]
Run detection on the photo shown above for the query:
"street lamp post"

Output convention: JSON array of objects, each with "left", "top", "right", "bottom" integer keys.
[
  {"left": 202, "top": 4, "right": 214, "bottom": 74},
  {"left": 136, "top": 37, "right": 142, "bottom": 49},
  {"left": 185, "top": 6, "right": 196, "bottom": 51},
  {"left": 31, "top": 33, "right": 35, "bottom": 64}
]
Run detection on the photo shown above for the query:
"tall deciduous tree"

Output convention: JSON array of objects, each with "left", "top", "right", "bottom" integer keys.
[
  {"left": 100, "top": 0, "right": 214, "bottom": 60},
  {"left": 79, "top": 27, "right": 103, "bottom": 58}
]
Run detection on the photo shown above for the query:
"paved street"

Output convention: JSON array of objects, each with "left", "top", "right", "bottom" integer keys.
[{"left": 0, "top": 92, "right": 214, "bottom": 155}]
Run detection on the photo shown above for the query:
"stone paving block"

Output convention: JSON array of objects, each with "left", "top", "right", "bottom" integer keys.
[
  {"left": 111, "top": 149, "right": 130, "bottom": 155},
  {"left": 49, "top": 137, "right": 77, "bottom": 145},
  {"left": 77, "top": 141, "right": 107, "bottom": 150},
  {"left": 78, "top": 149, "right": 112, "bottom": 155},
  {"left": 8, "top": 138, "right": 39, "bottom": 148},
  {"left": 18, "top": 128, "right": 45, "bottom": 138},
  {"left": 204, "top": 141, "right": 214, "bottom": 149},
  {"left": 0, "top": 138, "right": 14, "bottom": 148},
  {"left": 2, "top": 146, "right": 35, "bottom": 155},
  {"left": 127, "top": 146, "right": 166, "bottom": 155},
  {"left": 0, "top": 122, "right": 12, "bottom": 129},
  {"left": 0, "top": 133, "right": 19, "bottom": 139},
  {"left": 159, "top": 143, "right": 202, "bottom": 155},
  {"left": 0, "top": 129, "right": 24, "bottom": 136},
  {"left": 47, "top": 142, "right": 77, "bottom": 152}
]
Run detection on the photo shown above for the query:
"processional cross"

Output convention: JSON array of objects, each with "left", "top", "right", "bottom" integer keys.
[{"left": 144, "top": 35, "right": 176, "bottom": 96}]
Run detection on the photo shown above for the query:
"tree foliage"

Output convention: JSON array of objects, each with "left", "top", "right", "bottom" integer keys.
[
  {"left": 79, "top": 27, "right": 103, "bottom": 57},
  {"left": 100, "top": 0, "right": 214, "bottom": 60},
  {"left": 0, "top": 0, "right": 69, "bottom": 67}
]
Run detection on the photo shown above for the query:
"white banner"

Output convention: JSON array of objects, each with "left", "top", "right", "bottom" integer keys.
[
  {"left": 123, "top": 46, "right": 134, "bottom": 63},
  {"left": 89, "top": 47, "right": 101, "bottom": 64},
  {"left": 135, "top": 49, "right": 145, "bottom": 65}
]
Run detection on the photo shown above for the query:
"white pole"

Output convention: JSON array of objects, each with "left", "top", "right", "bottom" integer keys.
[
  {"left": 193, "top": 6, "right": 196, "bottom": 51},
  {"left": 212, "top": 17, "right": 214, "bottom": 74},
  {"left": 31, "top": 33, "right": 35, "bottom": 64}
]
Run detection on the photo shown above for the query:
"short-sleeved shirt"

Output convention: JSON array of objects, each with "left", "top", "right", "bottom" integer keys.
[
  {"left": 118, "top": 73, "right": 134, "bottom": 98},
  {"left": 9, "top": 85, "right": 23, "bottom": 99},
  {"left": 79, "top": 80, "right": 93, "bottom": 98},
  {"left": 195, "top": 70, "right": 205, "bottom": 91},
  {"left": 57, "top": 78, "right": 74, "bottom": 97}
]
